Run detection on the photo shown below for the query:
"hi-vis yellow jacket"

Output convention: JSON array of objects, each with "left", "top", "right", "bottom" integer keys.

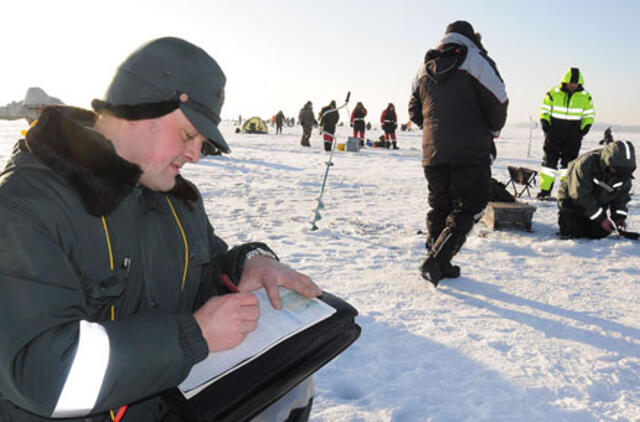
[{"left": 540, "top": 68, "right": 594, "bottom": 131}]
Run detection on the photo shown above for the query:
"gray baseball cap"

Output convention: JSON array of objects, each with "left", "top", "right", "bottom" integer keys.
[{"left": 92, "top": 37, "right": 230, "bottom": 153}]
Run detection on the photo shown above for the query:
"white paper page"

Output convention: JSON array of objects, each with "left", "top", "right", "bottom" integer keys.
[{"left": 179, "top": 287, "right": 336, "bottom": 398}]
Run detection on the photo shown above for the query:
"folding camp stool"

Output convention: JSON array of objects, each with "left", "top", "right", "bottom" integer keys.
[{"left": 506, "top": 166, "right": 537, "bottom": 198}]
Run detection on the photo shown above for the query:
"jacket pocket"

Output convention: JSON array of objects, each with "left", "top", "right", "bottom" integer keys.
[
  {"left": 81, "top": 266, "right": 126, "bottom": 322},
  {"left": 185, "top": 236, "right": 211, "bottom": 292}
]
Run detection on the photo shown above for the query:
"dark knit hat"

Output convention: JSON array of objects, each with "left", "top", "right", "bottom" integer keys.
[
  {"left": 445, "top": 20, "right": 485, "bottom": 51},
  {"left": 446, "top": 21, "right": 476, "bottom": 41}
]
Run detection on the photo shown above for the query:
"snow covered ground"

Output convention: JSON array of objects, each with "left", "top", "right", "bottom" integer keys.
[{"left": 1, "top": 118, "right": 639, "bottom": 421}]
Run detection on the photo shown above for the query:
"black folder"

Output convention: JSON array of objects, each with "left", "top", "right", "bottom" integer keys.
[{"left": 163, "top": 291, "right": 361, "bottom": 421}]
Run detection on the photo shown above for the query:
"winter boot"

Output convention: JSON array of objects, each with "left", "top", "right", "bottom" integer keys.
[
  {"left": 421, "top": 257, "right": 460, "bottom": 285},
  {"left": 392, "top": 141, "right": 398, "bottom": 150},
  {"left": 323, "top": 141, "right": 332, "bottom": 152},
  {"left": 536, "top": 189, "right": 551, "bottom": 200},
  {"left": 421, "top": 217, "right": 470, "bottom": 285},
  {"left": 420, "top": 255, "right": 443, "bottom": 287},
  {"left": 442, "top": 262, "right": 461, "bottom": 278},
  {"left": 420, "top": 225, "right": 454, "bottom": 286},
  {"left": 538, "top": 168, "right": 556, "bottom": 199},
  {"left": 385, "top": 141, "right": 391, "bottom": 149}
]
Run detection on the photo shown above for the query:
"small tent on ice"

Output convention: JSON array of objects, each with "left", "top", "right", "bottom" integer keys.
[{"left": 242, "top": 117, "right": 268, "bottom": 134}]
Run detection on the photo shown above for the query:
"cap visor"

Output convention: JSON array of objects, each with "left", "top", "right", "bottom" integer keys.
[{"left": 180, "top": 104, "right": 231, "bottom": 154}]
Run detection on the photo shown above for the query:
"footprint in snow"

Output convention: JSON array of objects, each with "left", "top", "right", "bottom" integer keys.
[
  {"left": 489, "top": 341, "right": 512, "bottom": 353},
  {"left": 331, "top": 379, "right": 367, "bottom": 401}
]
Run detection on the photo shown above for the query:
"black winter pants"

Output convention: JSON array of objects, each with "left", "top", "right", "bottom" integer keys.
[
  {"left": 542, "top": 133, "right": 582, "bottom": 169},
  {"left": 353, "top": 120, "right": 365, "bottom": 133},
  {"left": 424, "top": 164, "right": 491, "bottom": 262},
  {"left": 558, "top": 209, "right": 611, "bottom": 239}
]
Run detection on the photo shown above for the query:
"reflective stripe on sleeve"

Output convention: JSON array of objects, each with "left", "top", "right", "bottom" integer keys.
[
  {"left": 615, "top": 210, "right": 628, "bottom": 216},
  {"left": 593, "top": 178, "right": 614, "bottom": 193},
  {"left": 549, "top": 112, "right": 582, "bottom": 120},
  {"left": 589, "top": 208, "right": 604, "bottom": 220},
  {"left": 624, "top": 141, "right": 632, "bottom": 159},
  {"left": 52, "top": 321, "right": 110, "bottom": 418},
  {"left": 540, "top": 167, "right": 557, "bottom": 178},
  {"left": 551, "top": 106, "right": 584, "bottom": 113}
]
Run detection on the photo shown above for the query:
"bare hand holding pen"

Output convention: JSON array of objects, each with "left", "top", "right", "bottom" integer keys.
[{"left": 194, "top": 292, "right": 260, "bottom": 352}]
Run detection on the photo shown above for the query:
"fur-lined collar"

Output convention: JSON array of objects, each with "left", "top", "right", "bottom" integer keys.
[{"left": 25, "top": 106, "right": 199, "bottom": 216}]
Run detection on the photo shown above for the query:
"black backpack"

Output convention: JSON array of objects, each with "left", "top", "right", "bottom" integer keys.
[{"left": 489, "top": 177, "right": 516, "bottom": 202}]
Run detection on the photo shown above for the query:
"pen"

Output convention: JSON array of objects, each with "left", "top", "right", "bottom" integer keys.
[{"left": 220, "top": 274, "right": 239, "bottom": 293}]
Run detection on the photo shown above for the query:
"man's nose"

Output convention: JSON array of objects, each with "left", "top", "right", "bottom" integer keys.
[{"left": 184, "top": 138, "right": 204, "bottom": 163}]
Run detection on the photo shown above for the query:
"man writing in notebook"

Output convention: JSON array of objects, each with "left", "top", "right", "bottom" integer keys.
[{"left": 0, "top": 37, "right": 319, "bottom": 421}]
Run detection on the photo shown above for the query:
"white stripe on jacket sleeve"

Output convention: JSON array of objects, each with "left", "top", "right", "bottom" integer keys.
[
  {"left": 52, "top": 320, "right": 110, "bottom": 418},
  {"left": 589, "top": 208, "right": 604, "bottom": 220}
]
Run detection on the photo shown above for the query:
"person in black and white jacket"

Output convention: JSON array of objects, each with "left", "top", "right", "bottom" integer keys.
[{"left": 409, "top": 20, "right": 508, "bottom": 286}]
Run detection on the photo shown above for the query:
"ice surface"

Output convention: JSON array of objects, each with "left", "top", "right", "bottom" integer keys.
[{"left": 1, "top": 119, "right": 638, "bottom": 421}]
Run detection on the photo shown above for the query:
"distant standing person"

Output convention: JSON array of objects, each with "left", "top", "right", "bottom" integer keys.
[
  {"left": 380, "top": 103, "right": 398, "bottom": 149},
  {"left": 350, "top": 102, "right": 368, "bottom": 142},
  {"left": 599, "top": 127, "right": 613, "bottom": 145},
  {"left": 319, "top": 100, "right": 339, "bottom": 152},
  {"left": 409, "top": 20, "right": 508, "bottom": 286},
  {"left": 557, "top": 140, "right": 635, "bottom": 239},
  {"left": 537, "top": 67, "right": 595, "bottom": 200},
  {"left": 0, "top": 87, "right": 64, "bottom": 125},
  {"left": 275, "top": 110, "right": 285, "bottom": 134},
  {"left": 299, "top": 101, "right": 317, "bottom": 147}
]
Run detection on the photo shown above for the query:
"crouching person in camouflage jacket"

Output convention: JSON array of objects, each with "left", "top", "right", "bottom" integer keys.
[{"left": 557, "top": 140, "right": 636, "bottom": 239}]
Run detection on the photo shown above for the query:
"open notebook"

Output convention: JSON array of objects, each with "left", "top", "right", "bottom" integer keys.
[{"left": 179, "top": 287, "right": 336, "bottom": 399}]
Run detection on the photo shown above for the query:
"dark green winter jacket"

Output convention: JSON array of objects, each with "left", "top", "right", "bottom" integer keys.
[
  {"left": 298, "top": 106, "right": 316, "bottom": 128},
  {"left": 0, "top": 107, "right": 272, "bottom": 421},
  {"left": 558, "top": 140, "right": 636, "bottom": 223}
]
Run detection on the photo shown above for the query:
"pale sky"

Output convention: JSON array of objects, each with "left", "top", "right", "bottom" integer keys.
[{"left": 2, "top": 0, "right": 639, "bottom": 126}]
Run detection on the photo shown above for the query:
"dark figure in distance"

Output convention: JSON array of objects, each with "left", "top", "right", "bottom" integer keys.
[
  {"left": 275, "top": 110, "right": 285, "bottom": 135},
  {"left": 319, "top": 100, "right": 340, "bottom": 152},
  {"left": 380, "top": 103, "right": 398, "bottom": 149},
  {"left": 298, "top": 101, "right": 317, "bottom": 147}
]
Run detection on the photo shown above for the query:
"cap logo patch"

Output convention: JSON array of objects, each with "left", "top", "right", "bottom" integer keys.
[{"left": 218, "top": 89, "right": 225, "bottom": 107}]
